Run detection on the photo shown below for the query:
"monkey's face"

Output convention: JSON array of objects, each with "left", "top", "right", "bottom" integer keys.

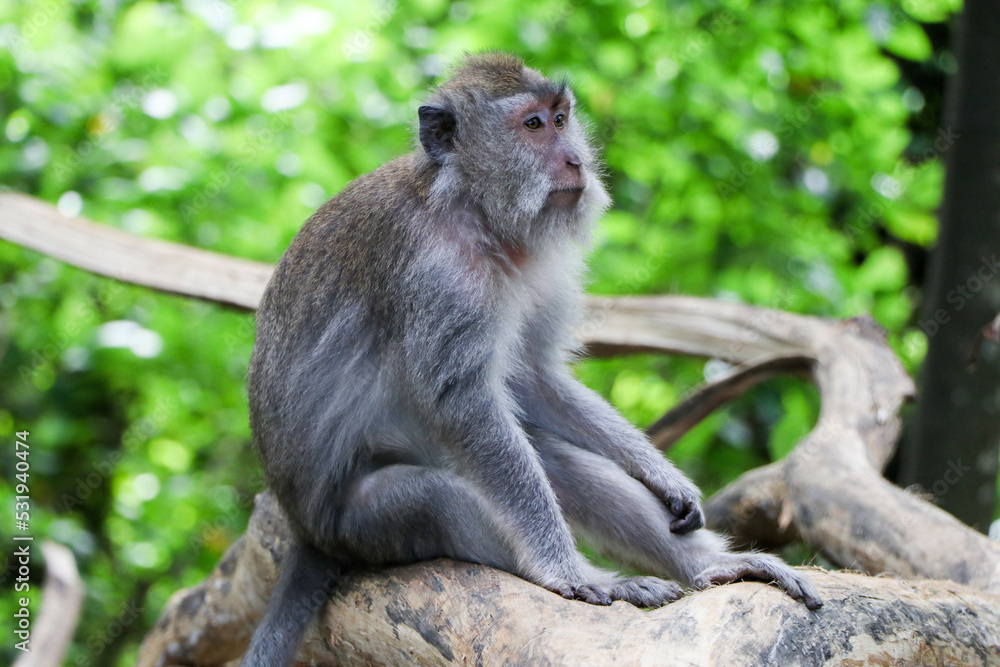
[
  {"left": 511, "top": 91, "right": 611, "bottom": 242},
  {"left": 421, "top": 60, "right": 610, "bottom": 246},
  {"left": 450, "top": 90, "right": 609, "bottom": 243},
  {"left": 512, "top": 95, "right": 585, "bottom": 207}
]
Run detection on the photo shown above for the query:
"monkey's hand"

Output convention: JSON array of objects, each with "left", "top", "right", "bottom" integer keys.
[{"left": 640, "top": 469, "right": 704, "bottom": 534}]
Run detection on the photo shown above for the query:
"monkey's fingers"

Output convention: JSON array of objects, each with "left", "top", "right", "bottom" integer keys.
[{"left": 667, "top": 498, "right": 704, "bottom": 534}]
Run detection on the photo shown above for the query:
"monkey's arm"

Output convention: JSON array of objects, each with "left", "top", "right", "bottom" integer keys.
[
  {"left": 402, "top": 275, "right": 603, "bottom": 596},
  {"left": 516, "top": 368, "right": 704, "bottom": 533}
]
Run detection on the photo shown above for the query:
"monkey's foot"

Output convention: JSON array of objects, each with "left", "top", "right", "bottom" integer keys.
[
  {"left": 608, "top": 576, "right": 683, "bottom": 608},
  {"left": 552, "top": 582, "right": 612, "bottom": 606},
  {"left": 692, "top": 555, "right": 824, "bottom": 611}
]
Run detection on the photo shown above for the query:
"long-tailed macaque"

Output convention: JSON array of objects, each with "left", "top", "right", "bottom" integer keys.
[{"left": 242, "top": 52, "right": 821, "bottom": 667}]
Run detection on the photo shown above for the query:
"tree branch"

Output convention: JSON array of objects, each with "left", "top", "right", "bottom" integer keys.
[
  {"left": 13, "top": 542, "right": 85, "bottom": 667},
  {"left": 139, "top": 493, "right": 1000, "bottom": 667},
  {"left": 0, "top": 193, "right": 271, "bottom": 309}
]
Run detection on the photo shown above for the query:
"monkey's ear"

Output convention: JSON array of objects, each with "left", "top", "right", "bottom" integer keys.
[{"left": 418, "top": 105, "right": 456, "bottom": 164}]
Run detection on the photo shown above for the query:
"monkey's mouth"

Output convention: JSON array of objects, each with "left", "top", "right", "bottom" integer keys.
[{"left": 548, "top": 186, "right": 585, "bottom": 205}]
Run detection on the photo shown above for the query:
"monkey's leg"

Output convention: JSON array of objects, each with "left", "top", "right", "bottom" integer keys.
[
  {"left": 333, "top": 463, "right": 517, "bottom": 570},
  {"left": 332, "top": 463, "right": 612, "bottom": 605},
  {"left": 535, "top": 434, "right": 823, "bottom": 610}
]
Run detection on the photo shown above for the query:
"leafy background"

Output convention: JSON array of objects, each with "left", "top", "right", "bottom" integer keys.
[{"left": 0, "top": 0, "right": 977, "bottom": 663}]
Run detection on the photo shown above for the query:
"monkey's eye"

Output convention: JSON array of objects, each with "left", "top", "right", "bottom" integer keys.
[
  {"left": 524, "top": 116, "right": 543, "bottom": 131},
  {"left": 553, "top": 113, "right": 566, "bottom": 128}
]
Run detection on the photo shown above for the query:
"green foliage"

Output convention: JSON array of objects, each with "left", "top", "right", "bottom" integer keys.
[{"left": 0, "top": 0, "right": 960, "bottom": 662}]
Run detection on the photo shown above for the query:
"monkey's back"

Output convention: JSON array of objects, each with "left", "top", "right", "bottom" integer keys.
[{"left": 248, "top": 153, "right": 435, "bottom": 533}]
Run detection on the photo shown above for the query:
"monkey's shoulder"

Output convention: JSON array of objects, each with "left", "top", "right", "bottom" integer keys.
[
  {"left": 292, "top": 154, "right": 431, "bottom": 254},
  {"left": 261, "top": 154, "right": 433, "bottom": 328}
]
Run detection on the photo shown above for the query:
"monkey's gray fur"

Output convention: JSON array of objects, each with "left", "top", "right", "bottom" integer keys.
[{"left": 241, "top": 53, "right": 822, "bottom": 667}]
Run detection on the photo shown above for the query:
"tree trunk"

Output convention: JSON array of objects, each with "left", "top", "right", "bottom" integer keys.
[{"left": 902, "top": 0, "right": 1000, "bottom": 529}]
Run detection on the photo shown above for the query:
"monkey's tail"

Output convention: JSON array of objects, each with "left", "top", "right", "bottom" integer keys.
[{"left": 240, "top": 538, "right": 342, "bottom": 667}]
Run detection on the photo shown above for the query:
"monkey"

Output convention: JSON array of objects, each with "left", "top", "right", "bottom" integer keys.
[{"left": 241, "top": 52, "right": 822, "bottom": 666}]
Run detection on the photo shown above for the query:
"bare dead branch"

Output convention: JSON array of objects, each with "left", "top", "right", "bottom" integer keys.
[
  {"left": 13, "top": 542, "right": 85, "bottom": 667},
  {"left": 0, "top": 193, "right": 271, "bottom": 309},
  {"left": 646, "top": 352, "right": 813, "bottom": 450}
]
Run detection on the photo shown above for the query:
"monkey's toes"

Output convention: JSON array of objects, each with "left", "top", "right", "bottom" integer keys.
[
  {"left": 693, "top": 559, "right": 824, "bottom": 611},
  {"left": 553, "top": 583, "right": 576, "bottom": 600},
  {"left": 752, "top": 559, "right": 824, "bottom": 610},
  {"left": 609, "top": 576, "right": 683, "bottom": 608},
  {"left": 766, "top": 570, "right": 824, "bottom": 611},
  {"left": 572, "top": 583, "right": 612, "bottom": 606},
  {"left": 692, "top": 563, "right": 748, "bottom": 590},
  {"left": 801, "top": 588, "right": 824, "bottom": 610},
  {"left": 782, "top": 571, "right": 824, "bottom": 610}
]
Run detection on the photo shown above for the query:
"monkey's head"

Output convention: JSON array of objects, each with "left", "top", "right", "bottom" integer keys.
[{"left": 419, "top": 53, "right": 610, "bottom": 248}]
